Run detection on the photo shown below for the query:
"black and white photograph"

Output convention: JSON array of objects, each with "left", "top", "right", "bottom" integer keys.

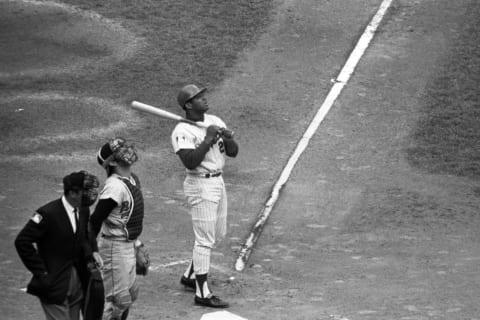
[{"left": 1, "top": 0, "right": 479, "bottom": 319}]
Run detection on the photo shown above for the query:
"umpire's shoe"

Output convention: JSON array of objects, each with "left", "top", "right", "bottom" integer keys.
[
  {"left": 180, "top": 276, "right": 196, "bottom": 290},
  {"left": 195, "top": 295, "right": 229, "bottom": 308}
]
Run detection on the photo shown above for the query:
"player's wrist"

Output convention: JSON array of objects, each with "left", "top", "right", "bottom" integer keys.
[{"left": 202, "top": 137, "right": 215, "bottom": 147}]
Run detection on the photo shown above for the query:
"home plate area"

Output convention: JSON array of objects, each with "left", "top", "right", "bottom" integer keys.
[{"left": 200, "top": 311, "right": 248, "bottom": 320}]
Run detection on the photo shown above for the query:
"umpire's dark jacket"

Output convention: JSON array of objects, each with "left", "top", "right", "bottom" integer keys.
[{"left": 15, "top": 198, "right": 94, "bottom": 305}]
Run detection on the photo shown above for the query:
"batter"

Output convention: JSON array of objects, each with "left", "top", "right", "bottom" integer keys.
[{"left": 171, "top": 84, "right": 239, "bottom": 308}]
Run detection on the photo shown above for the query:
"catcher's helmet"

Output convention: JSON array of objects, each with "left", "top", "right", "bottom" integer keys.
[
  {"left": 97, "top": 137, "right": 138, "bottom": 168},
  {"left": 177, "top": 84, "right": 206, "bottom": 108}
]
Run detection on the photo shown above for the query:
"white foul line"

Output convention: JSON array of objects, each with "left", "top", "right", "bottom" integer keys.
[
  {"left": 149, "top": 260, "right": 231, "bottom": 275},
  {"left": 149, "top": 259, "right": 191, "bottom": 270},
  {"left": 235, "top": 0, "right": 394, "bottom": 272}
]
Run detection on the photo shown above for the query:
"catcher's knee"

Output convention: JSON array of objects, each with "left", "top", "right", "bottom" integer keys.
[
  {"left": 129, "top": 281, "right": 139, "bottom": 302},
  {"left": 114, "top": 287, "right": 137, "bottom": 312},
  {"left": 116, "top": 296, "right": 132, "bottom": 312},
  {"left": 104, "top": 297, "right": 130, "bottom": 320}
]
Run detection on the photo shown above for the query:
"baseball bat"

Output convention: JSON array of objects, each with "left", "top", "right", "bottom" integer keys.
[{"left": 131, "top": 101, "right": 234, "bottom": 138}]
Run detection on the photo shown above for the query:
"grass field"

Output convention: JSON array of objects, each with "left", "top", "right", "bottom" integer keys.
[
  {"left": 406, "top": 3, "right": 480, "bottom": 179},
  {"left": 1, "top": 0, "right": 277, "bottom": 157},
  {"left": 4, "top": 0, "right": 275, "bottom": 100},
  {"left": 2, "top": 0, "right": 480, "bottom": 319}
]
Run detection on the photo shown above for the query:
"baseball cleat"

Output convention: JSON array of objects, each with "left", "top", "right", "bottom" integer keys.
[
  {"left": 194, "top": 295, "right": 229, "bottom": 308},
  {"left": 180, "top": 276, "right": 196, "bottom": 290}
]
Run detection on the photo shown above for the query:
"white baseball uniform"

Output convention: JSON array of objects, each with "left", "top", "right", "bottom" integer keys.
[{"left": 171, "top": 114, "right": 228, "bottom": 274}]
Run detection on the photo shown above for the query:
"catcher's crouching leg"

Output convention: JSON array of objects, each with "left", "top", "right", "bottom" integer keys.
[
  {"left": 130, "top": 280, "right": 140, "bottom": 303},
  {"left": 100, "top": 237, "right": 139, "bottom": 320},
  {"left": 107, "top": 282, "right": 139, "bottom": 320},
  {"left": 120, "top": 282, "right": 140, "bottom": 320}
]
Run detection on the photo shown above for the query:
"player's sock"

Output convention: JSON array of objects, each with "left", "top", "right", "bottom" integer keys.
[
  {"left": 195, "top": 273, "right": 211, "bottom": 298},
  {"left": 183, "top": 261, "right": 195, "bottom": 279}
]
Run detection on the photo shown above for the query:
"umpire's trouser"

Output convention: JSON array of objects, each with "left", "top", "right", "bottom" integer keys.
[{"left": 41, "top": 266, "right": 83, "bottom": 320}]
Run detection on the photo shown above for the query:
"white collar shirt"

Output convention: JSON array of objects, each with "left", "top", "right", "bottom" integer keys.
[{"left": 62, "top": 195, "right": 78, "bottom": 233}]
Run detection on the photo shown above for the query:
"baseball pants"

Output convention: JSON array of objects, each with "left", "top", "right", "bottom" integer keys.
[
  {"left": 98, "top": 237, "right": 139, "bottom": 320},
  {"left": 183, "top": 175, "right": 227, "bottom": 274}
]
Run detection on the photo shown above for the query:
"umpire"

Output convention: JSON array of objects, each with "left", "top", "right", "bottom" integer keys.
[{"left": 15, "top": 171, "right": 103, "bottom": 320}]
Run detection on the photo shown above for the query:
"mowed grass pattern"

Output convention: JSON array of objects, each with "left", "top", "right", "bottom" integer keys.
[
  {"left": 27, "top": 0, "right": 276, "bottom": 102},
  {"left": 406, "top": 4, "right": 480, "bottom": 179},
  {"left": 1, "top": 0, "right": 276, "bottom": 154}
]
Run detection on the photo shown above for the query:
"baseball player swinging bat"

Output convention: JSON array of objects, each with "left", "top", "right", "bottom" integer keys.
[{"left": 131, "top": 101, "right": 234, "bottom": 139}]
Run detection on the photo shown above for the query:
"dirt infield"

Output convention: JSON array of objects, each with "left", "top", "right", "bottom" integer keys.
[{"left": 1, "top": 0, "right": 479, "bottom": 319}]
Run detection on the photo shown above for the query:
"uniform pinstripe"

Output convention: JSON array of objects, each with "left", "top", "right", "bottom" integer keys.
[
  {"left": 172, "top": 114, "right": 229, "bottom": 275},
  {"left": 172, "top": 88, "right": 237, "bottom": 306},
  {"left": 183, "top": 175, "right": 227, "bottom": 274}
]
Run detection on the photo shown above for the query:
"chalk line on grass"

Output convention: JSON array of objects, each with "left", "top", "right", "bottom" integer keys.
[{"left": 235, "top": 0, "right": 394, "bottom": 272}]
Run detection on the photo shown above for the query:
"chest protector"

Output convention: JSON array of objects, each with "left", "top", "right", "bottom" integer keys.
[{"left": 118, "top": 174, "right": 144, "bottom": 240}]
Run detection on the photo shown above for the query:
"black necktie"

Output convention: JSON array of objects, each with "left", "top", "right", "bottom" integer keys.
[{"left": 73, "top": 207, "right": 79, "bottom": 233}]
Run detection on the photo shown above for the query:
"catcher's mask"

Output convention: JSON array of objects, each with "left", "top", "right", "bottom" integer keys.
[
  {"left": 63, "top": 171, "right": 99, "bottom": 207},
  {"left": 97, "top": 137, "right": 138, "bottom": 169},
  {"left": 177, "top": 84, "right": 207, "bottom": 109}
]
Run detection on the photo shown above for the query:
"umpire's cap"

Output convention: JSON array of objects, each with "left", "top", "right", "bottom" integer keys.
[
  {"left": 177, "top": 84, "right": 206, "bottom": 109},
  {"left": 63, "top": 171, "right": 99, "bottom": 194}
]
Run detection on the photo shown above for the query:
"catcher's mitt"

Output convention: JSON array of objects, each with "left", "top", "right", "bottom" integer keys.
[{"left": 135, "top": 240, "right": 150, "bottom": 276}]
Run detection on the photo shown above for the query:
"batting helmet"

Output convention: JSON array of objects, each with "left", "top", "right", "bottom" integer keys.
[{"left": 177, "top": 84, "right": 206, "bottom": 108}]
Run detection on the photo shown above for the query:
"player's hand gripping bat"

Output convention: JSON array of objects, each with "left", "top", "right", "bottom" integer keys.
[{"left": 131, "top": 101, "right": 234, "bottom": 139}]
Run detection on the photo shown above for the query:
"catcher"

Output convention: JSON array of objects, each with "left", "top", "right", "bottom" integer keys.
[{"left": 89, "top": 137, "right": 147, "bottom": 320}]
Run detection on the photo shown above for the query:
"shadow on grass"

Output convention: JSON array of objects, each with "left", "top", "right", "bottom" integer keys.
[
  {"left": 15, "top": 0, "right": 276, "bottom": 101},
  {"left": 406, "top": 4, "right": 480, "bottom": 179}
]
